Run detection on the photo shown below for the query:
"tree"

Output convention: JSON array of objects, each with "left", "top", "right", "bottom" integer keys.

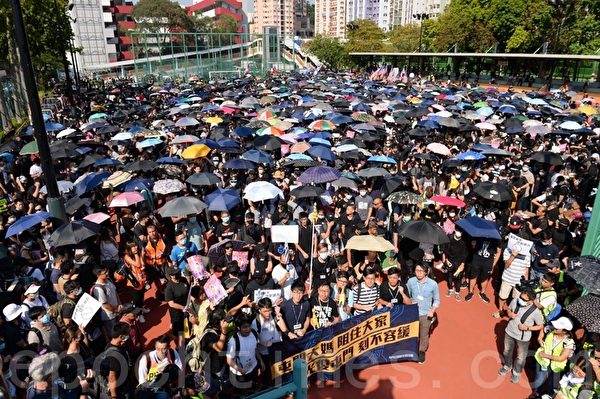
[
  {"left": 214, "top": 14, "right": 238, "bottom": 34},
  {"left": 133, "top": 0, "right": 194, "bottom": 33},
  {"left": 304, "top": 34, "right": 348, "bottom": 70},
  {"left": 388, "top": 23, "right": 421, "bottom": 52},
  {"left": 344, "top": 19, "right": 387, "bottom": 67},
  {"left": 192, "top": 15, "right": 214, "bottom": 33}
]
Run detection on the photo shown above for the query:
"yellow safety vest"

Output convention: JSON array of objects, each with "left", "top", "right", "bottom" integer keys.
[
  {"left": 534, "top": 331, "right": 569, "bottom": 373},
  {"left": 536, "top": 288, "right": 557, "bottom": 317}
]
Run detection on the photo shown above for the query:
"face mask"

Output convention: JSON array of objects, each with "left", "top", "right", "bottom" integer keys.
[
  {"left": 345, "top": 194, "right": 352, "bottom": 200},
  {"left": 539, "top": 172, "right": 546, "bottom": 176},
  {"left": 403, "top": 216, "right": 412, "bottom": 222},
  {"left": 41, "top": 314, "right": 51, "bottom": 324},
  {"left": 76, "top": 288, "right": 83, "bottom": 296},
  {"left": 189, "top": 217, "right": 197, "bottom": 223},
  {"left": 222, "top": 216, "right": 230, "bottom": 223},
  {"left": 121, "top": 336, "right": 129, "bottom": 343},
  {"left": 319, "top": 253, "right": 329, "bottom": 260},
  {"left": 461, "top": 166, "right": 468, "bottom": 172},
  {"left": 449, "top": 212, "right": 456, "bottom": 218},
  {"left": 179, "top": 239, "right": 187, "bottom": 246},
  {"left": 517, "top": 298, "right": 528, "bottom": 306},
  {"left": 318, "top": 215, "right": 325, "bottom": 220},
  {"left": 359, "top": 191, "right": 367, "bottom": 197}
]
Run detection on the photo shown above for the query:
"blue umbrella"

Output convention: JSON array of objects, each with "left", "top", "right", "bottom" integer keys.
[
  {"left": 94, "top": 158, "right": 123, "bottom": 167},
  {"left": 312, "top": 132, "right": 332, "bottom": 139},
  {"left": 74, "top": 171, "right": 110, "bottom": 195},
  {"left": 285, "top": 153, "right": 313, "bottom": 161},
  {"left": 217, "top": 138, "right": 240, "bottom": 148},
  {"left": 353, "top": 103, "right": 371, "bottom": 112},
  {"left": 45, "top": 122, "right": 65, "bottom": 132},
  {"left": 233, "top": 126, "right": 255, "bottom": 137},
  {"left": 242, "top": 149, "right": 273, "bottom": 164},
  {"left": 5, "top": 212, "right": 51, "bottom": 238},
  {"left": 418, "top": 119, "right": 440, "bottom": 129},
  {"left": 368, "top": 155, "right": 397, "bottom": 164},
  {"left": 505, "top": 126, "right": 525, "bottom": 134},
  {"left": 297, "top": 166, "right": 341, "bottom": 184},
  {"left": 156, "top": 157, "right": 184, "bottom": 165},
  {"left": 308, "top": 137, "right": 331, "bottom": 147},
  {"left": 455, "top": 217, "right": 501, "bottom": 240},
  {"left": 137, "top": 138, "right": 163, "bottom": 148},
  {"left": 331, "top": 115, "right": 354, "bottom": 125},
  {"left": 308, "top": 145, "right": 335, "bottom": 162},
  {"left": 224, "top": 158, "right": 255, "bottom": 170},
  {"left": 205, "top": 188, "right": 240, "bottom": 211},
  {"left": 498, "top": 105, "right": 518, "bottom": 114},
  {"left": 120, "top": 178, "right": 154, "bottom": 192},
  {"left": 457, "top": 151, "right": 487, "bottom": 161},
  {"left": 197, "top": 139, "right": 220, "bottom": 149},
  {"left": 42, "top": 114, "right": 51, "bottom": 121}
]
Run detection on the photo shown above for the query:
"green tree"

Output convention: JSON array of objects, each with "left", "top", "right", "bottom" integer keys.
[
  {"left": 388, "top": 23, "right": 421, "bottom": 52},
  {"left": 304, "top": 34, "right": 348, "bottom": 70},
  {"left": 133, "top": 0, "right": 194, "bottom": 33},
  {"left": 344, "top": 19, "right": 387, "bottom": 67},
  {"left": 214, "top": 14, "right": 238, "bottom": 33},
  {"left": 192, "top": 15, "right": 214, "bottom": 33}
]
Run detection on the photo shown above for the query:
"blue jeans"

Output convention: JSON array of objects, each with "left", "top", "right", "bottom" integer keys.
[{"left": 532, "top": 362, "right": 560, "bottom": 395}]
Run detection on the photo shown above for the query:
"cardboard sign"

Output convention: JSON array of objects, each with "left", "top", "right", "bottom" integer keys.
[
  {"left": 188, "top": 255, "right": 209, "bottom": 280},
  {"left": 271, "top": 225, "right": 299, "bottom": 244},
  {"left": 507, "top": 233, "right": 534, "bottom": 257},
  {"left": 72, "top": 293, "right": 102, "bottom": 327},
  {"left": 232, "top": 251, "right": 249, "bottom": 272},
  {"left": 204, "top": 275, "right": 227, "bottom": 305},
  {"left": 254, "top": 289, "right": 281, "bottom": 304}
]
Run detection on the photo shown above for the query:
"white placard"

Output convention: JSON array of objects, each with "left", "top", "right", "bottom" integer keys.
[
  {"left": 254, "top": 289, "right": 281, "bottom": 304},
  {"left": 271, "top": 225, "right": 299, "bottom": 244},
  {"left": 72, "top": 293, "right": 102, "bottom": 328},
  {"left": 506, "top": 233, "right": 534, "bottom": 257}
]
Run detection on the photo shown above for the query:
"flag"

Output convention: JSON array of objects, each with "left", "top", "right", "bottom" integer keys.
[
  {"left": 244, "top": 63, "right": 251, "bottom": 75},
  {"left": 387, "top": 67, "right": 399, "bottom": 82},
  {"left": 271, "top": 64, "right": 277, "bottom": 75},
  {"left": 400, "top": 68, "right": 408, "bottom": 83}
]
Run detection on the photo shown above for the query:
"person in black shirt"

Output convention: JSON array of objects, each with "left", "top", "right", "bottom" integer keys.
[
  {"left": 200, "top": 311, "right": 230, "bottom": 397},
  {"left": 339, "top": 204, "right": 361, "bottom": 242},
  {"left": 551, "top": 217, "right": 572, "bottom": 257},
  {"left": 442, "top": 230, "right": 468, "bottom": 298},
  {"left": 378, "top": 267, "right": 411, "bottom": 307},
  {"left": 249, "top": 245, "right": 273, "bottom": 279},
  {"left": 311, "top": 244, "right": 335, "bottom": 294},
  {"left": 237, "top": 213, "right": 264, "bottom": 250},
  {"left": 277, "top": 281, "right": 310, "bottom": 340},
  {"left": 296, "top": 212, "right": 313, "bottom": 264},
  {"left": 164, "top": 267, "right": 189, "bottom": 347},
  {"left": 214, "top": 211, "right": 238, "bottom": 241},
  {"left": 309, "top": 283, "right": 340, "bottom": 328},
  {"left": 245, "top": 269, "right": 276, "bottom": 299},
  {"left": 101, "top": 322, "right": 133, "bottom": 399}
]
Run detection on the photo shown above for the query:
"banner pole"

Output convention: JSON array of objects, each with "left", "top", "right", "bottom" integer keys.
[{"left": 308, "top": 223, "right": 315, "bottom": 293}]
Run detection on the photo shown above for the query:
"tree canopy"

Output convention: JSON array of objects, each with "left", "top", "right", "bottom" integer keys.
[{"left": 132, "top": 0, "right": 194, "bottom": 33}]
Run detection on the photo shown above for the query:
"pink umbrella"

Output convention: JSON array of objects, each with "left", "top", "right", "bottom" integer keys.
[
  {"left": 426, "top": 142, "right": 451, "bottom": 156},
  {"left": 109, "top": 191, "right": 145, "bottom": 207},
  {"left": 476, "top": 122, "right": 497, "bottom": 131},
  {"left": 83, "top": 212, "right": 111, "bottom": 224},
  {"left": 431, "top": 195, "right": 466, "bottom": 208}
]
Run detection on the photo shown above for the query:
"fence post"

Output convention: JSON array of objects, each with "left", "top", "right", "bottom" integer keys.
[{"left": 293, "top": 359, "right": 308, "bottom": 399}]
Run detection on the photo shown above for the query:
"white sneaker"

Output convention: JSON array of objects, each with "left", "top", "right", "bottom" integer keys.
[{"left": 139, "top": 315, "right": 145, "bottom": 323}]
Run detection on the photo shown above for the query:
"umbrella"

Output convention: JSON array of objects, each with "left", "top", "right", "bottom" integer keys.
[
  {"left": 455, "top": 217, "right": 501, "bottom": 240},
  {"left": 308, "top": 146, "right": 335, "bottom": 162},
  {"left": 345, "top": 235, "right": 395, "bottom": 252},
  {"left": 387, "top": 191, "right": 423, "bottom": 205},
  {"left": 123, "top": 160, "right": 158, "bottom": 172},
  {"left": 47, "top": 220, "right": 101, "bottom": 248},
  {"left": 297, "top": 166, "right": 341, "bottom": 184},
  {"left": 5, "top": 212, "right": 51, "bottom": 238},
  {"left": 290, "top": 142, "right": 311, "bottom": 153},
  {"left": 367, "top": 155, "right": 397, "bottom": 164},
  {"left": 19, "top": 141, "right": 39, "bottom": 155},
  {"left": 109, "top": 191, "right": 145, "bottom": 207},
  {"left": 94, "top": 158, "right": 123, "bottom": 168},
  {"left": 156, "top": 157, "right": 185, "bottom": 165},
  {"left": 457, "top": 151, "right": 486, "bottom": 161},
  {"left": 531, "top": 151, "right": 562, "bottom": 166},
  {"left": 566, "top": 295, "right": 600, "bottom": 333},
  {"left": 560, "top": 121, "right": 582, "bottom": 130},
  {"left": 253, "top": 136, "right": 282, "bottom": 151},
  {"left": 74, "top": 171, "right": 110, "bottom": 195},
  {"left": 566, "top": 256, "right": 600, "bottom": 297},
  {"left": 290, "top": 185, "right": 325, "bottom": 199},
  {"left": 233, "top": 126, "right": 255, "bottom": 137},
  {"left": 64, "top": 197, "right": 88, "bottom": 215},
  {"left": 102, "top": 171, "right": 133, "bottom": 189},
  {"left": 357, "top": 167, "right": 390, "bottom": 178},
  {"left": 473, "top": 182, "right": 515, "bottom": 202},
  {"left": 224, "top": 158, "right": 256, "bottom": 170},
  {"left": 83, "top": 212, "right": 111, "bottom": 224},
  {"left": 158, "top": 196, "right": 208, "bottom": 217},
  {"left": 331, "top": 176, "right": 359, "bottom": 191},
  {"left": 172, "top": 135, "right": 200, "bottom": 144},
  {"left": 181, "top": 144, "right": 211, "bottom": 159},
  {"left": 153, "top": 179, "right": 186, "bottom": 195},
  {"left": 397, "top": 220, "right": 449, "bottom": 244},
  {"left": 431, "top": 195, "right": 465, "bottom": 208},
  {"left": 40, "top": 180, "right": 74, "bottom": 195},
  {"left": 438, "top": 117, "right": 460, "bottom": 128},
  {"left": 119, "top": 178, "right": 153, "bottom": 192},
  {"left": 111, "top": 132, "right": 134, "bottom": 141},
  {"left": 205, "top": 188, "right": 241, "bottom": 211},
  {"left": 243, "top": 181, "right": 283, "bottom": 201},
  {"left": 308, "top": 120, "right": 336, "bottom": 131},
  {"left": 45, "top": 122, "right": 65, "bottom": 132},
  {"left": 207, "top": 239, "right": 246, "bottom": 263},
  {"left": 175, "top": 117, "right": 200, "bottom": 127},
  {"left": 56, "top": 128, "right": 79, "bottom": 139},
  {"left": 426, "top": 143, "right": 451, "bottom": 156},
  {"left": 186, "top": 172, "right": 221, "bottom": 186},
  {"left": 241, "top": 149, "right": 273, "bottom": 164}
]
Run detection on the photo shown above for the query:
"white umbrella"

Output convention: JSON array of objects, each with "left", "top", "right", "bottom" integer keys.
[
  {"left": 56, "top": 128, "right": 78, "bottom": 139},
  {"left": 110, "top": 132, "right": 133, "bottom": 141},
  {"left": 476, "top": 122, "right": 497, "bottom": 131},
  {"left": 41, "top": 180, "right": 74, "bottom": 195},
  {"left": 243, "top": 181, "right": 283, "bottom": 202}
]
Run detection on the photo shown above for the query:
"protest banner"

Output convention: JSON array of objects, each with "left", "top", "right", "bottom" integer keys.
[
  {"left": 254, "top": 289, "right": 281, "bottom": 304},
  {"left": 72, "top": 293, "right": 102, "bottom": 327},
  {"left": 271, "top": 225, "right": 299, "bottom": 244},
  {"left": 507, "top": 233, "right": 534, "bottom": 260},
  {"left": 188, "top": 255, "right": 209, "bottom": 279},
  {"left": 204, "top": 274, "right": 227, "bottom": 305},
  {"left": 232, "top": 250, "right": 249, "bottom": 272},
  {"left": 271, "top": 304, "right": 419, "bottom": 380}
]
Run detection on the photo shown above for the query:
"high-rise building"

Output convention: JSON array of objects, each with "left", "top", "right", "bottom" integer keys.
[
  {"left": 315, "top": 0, "right": 346, "bottom": 37},
  {"left": 69, "top": 0, "right": 136, "bottom": 71},
  {"left": 252, "top": 0, "right": 309, "bottom": 37},
  {"left": 186, "top": 0, "right": 248, "bottom": 33}
]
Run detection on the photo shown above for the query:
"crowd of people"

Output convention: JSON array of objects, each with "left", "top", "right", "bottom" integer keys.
[{"left": 0, "top": 70, "right": 598, "bottom": 399}]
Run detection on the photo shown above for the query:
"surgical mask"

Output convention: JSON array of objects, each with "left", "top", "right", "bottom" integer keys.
[
  {"left": 40, "top": 314, "right": 51, "bottom": 324},
  {"left": 179, "top": 239, "right": 187, "bottom": 246},
  {"left": 517, "top": 298, "right": 528, "bottom": 307},
  {"left": 359, "top": 191, "right": 367, "bottom": 197},
  {"left": 318, "top": 215, "right": 325, "bottom": 220},
  {"left": 189, "top": 217, "right": 197, "bottom": 223},
  {"left": 319, "top": 253, "right": 329, "bottom": 260},
  {"left": 461, "top": 166, "right": 468, "bottom": 172},
  {"left": 449, "top": 212, "right": 456, "bottom": 218},
  {"left": 222, "top": 216, "right": 230, "bottom": 223},
  {"left": 403, "top": 216, "right": 412, "bottom": 222},
  {"left": 76, "top": 288, "right": 83, "bottom": 296},
  {"left": 345, "top": 194, "right": 352, "bottom": 200}
]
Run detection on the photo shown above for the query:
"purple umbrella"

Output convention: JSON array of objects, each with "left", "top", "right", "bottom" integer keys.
[{"left": 297, "top": 166, "right": 341, "bottom": 184}]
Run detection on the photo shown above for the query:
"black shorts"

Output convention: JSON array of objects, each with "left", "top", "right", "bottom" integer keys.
[
  {"left": 469, "top": 257, "right": 493, "bottom": 280},
  {"left": 171, "top": 318, "right": 184, "bottom": 335},
  {"left": 229, "top": 366, "right": 259, "bottom": 390}
]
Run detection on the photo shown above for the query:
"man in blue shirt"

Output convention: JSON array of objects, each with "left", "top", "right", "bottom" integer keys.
[
  {"left": 407, "top": 263, "right": 440, "bottom": 364},
  {"left": 169, "top": 231, "right": 198, "bottom": 275}
]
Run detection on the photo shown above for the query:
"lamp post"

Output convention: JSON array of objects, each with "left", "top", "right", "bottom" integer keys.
[
  {"left": 11, "top": 0, "right": 68, "bottom": 225},
  {"left": 413, "top": 12, "right": 430, "bottom": 76}
]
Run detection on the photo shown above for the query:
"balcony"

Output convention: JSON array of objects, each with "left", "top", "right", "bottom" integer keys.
[
  {"left": 119, "top": 36, "right": 132, "bottom": 45},
  {"left": 120, "top": 51, "right": 133, "bottom": 60},
  {"left": 118, "top": 20, "right": 136, "bottom": 31},
  {"left": 113, "top": 5, "right": 133, "bottom": 14}
]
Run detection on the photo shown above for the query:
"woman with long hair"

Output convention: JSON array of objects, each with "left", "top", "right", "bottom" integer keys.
[{"left": 123, "top": 241, "right": 149, "bottom": 322}]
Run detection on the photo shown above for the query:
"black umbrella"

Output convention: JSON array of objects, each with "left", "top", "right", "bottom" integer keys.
[
  {"left": 123, "top": 160, "right": 158, "bottom": 172},
  {"left": 186, "top": 172, "right": 221, "bottom": 186},
  {"left": 387, "top": 191, "right": 423, "bottom": 205},
  {"left": 47, "top": 220, "right": 101, "bottom": 248},
  {"left": 408, "top": 127, "right": 430, "bottom": 137},
  {"left": 290, "top": 186, "right": 325, "bottom": 199},
  {"left": 78, "top": 154, "right": 103, "bottom": 169},
  {"left": 566, "top": 295, "right": 600, "bottom": 333},
  {"left": 473, "top": 182, "right": 515, "bottom": 202},
  {"left": 405, "top": 108, "right": 430, "bottom": 119},
  {"left": 64, "top": 197, "right": 89, "bottom": 215},
  {"left": 207, "top": 239, "right": 246, "bottom": 263},
  {"left": 567, "top": 256, "right": 600, "bottom": 296},
  {"left": 397, "top": 220, "right": 449, "bottom": 244},
  {"left": 531, "top": 151, "right": 562, "bottom": 166},
  {"left": 412, "top": 153, "right": 441, "bottom": 162},
  {"left": 441, "top": 158, "right": 463, "bottom": 169},
  {"left": 357, "top": 167, "right": 390, "bottom": 178},
  {"left": 253, "top": 136, "right": 282, "bottom": 151}
]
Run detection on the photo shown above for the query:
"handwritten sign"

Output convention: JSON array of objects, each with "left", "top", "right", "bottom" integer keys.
[
  {"left": 232, "top": 251, "right": 249, "bottom": 272},
  {"left": 271, "top": 225, "right": 299, "bottom": 244},
  {"left": 254, "top": 289, "right": 281, "bottom": 304},
  {"left": 204, "top": 275, "right": 227, "bottom": 305},
  {"left": 188, "top": 255, "right": 209, "bottom": 280},
  {"left": 507, "top": 233, "right": 534, "bottom": 258},
  {"left": 72, "top": 293, "right": 102, "bottom": 328}
]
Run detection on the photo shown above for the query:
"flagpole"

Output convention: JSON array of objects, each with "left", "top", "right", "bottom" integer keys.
[{"left": 308, "top": 223, "right": 316, "bottom": 293}]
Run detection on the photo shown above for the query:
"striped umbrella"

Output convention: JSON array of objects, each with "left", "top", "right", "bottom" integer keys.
[{"left": 308, "top": 119, "right": 336, "bottom": 131}]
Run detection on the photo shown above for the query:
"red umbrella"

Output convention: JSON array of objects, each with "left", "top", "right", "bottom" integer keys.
[
  {"left": 109, "top": 192, "right": 145, "bottom": 207},
  {"left": 431, "top": 195, "right": 465, "bottom": 208}
]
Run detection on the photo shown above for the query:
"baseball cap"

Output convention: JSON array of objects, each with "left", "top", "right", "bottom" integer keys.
[
  {"left": 509, "top": 216, "right": 522, "bottom": 230},
  {"left": 29, "top": 165, "right": 42, "bottom": 176},
  {"left": 551, "top": 317, "right": 573, "bottom": 331},
  {"left": 3, "top": 303, "right": 23, "bottom": 321},
  {"left": 24, "top": 284, "right": 41, "bottom": 295}
]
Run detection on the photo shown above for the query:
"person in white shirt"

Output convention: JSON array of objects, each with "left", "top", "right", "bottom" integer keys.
[
  {"left": 137, "top": 334, "right": 182, "bottom": 385},
  {"left": 271, "top": 251, "right": 298, "bottom": 300},
  {"left": 227, "top": 313, "right": 265, "bottom": 393},
  {"left": 251, "top": 298, "right": 281, "bottom": 384}
]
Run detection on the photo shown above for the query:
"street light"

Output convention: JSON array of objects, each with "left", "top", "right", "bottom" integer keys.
[{"left": 413, "top": 12, "right": 430, "bottom": 76}]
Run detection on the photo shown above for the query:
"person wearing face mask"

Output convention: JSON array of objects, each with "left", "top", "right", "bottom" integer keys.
[
  {"left": 531, "top": 231, "right": 559, "bottom": 283},
  {"left": 49, "top": 280, "right": 82, "bottom": 333},
  {"left": 499, "top": 289, "right": 544, "bottom": 384},
  {"left": 355, "top": 185, "right": 373, "bottom": 224},
  {"left": 214, "top": 211, "right": 238, "bottom": 242},
  {"left": 441, "top": 230, "right": 467, "bottom": 301},
  {"left": 169, "top": 231, "right": 199, "bottom": 275},
  {"left": 183, "top": 214, "right": 207, "bottom": 254},
  {"left": 311, "top": 244, "right": 336, "bottom": 294},
  {"left": 21, "top": 284, "right": 49, "bottom": 324},
  {"left": 27, "top": 305, "right": 63, "bottom": 353},
  {"left": 339, "top": 204, "right": 361, "bottom": 243}
]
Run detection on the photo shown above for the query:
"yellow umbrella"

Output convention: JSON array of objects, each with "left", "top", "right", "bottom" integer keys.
[
  {"left": 205, "top": 116, "right": 223, "bottom": 125},
  {"left": 181, "top": 144, "right": 211, "bottom": 159},
  {"left": 579, "top": 105, "right": 598, "bottom": 116}
]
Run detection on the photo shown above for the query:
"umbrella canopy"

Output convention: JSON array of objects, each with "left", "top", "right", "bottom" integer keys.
[
  {"left": 5, "top": 212, "right": 51, "bottom": 238},
  {"left": 308, "top": 120, "right": 336, "bottom": 131},
  {"left": 290, "top": 185, "right": 325, "bottom": 199},
  {"left": 367, "top": 155, "right": 397, "bottom": 164},
  {"left": 290, "top": 142, "right": 311, "bottom": 154},
  {"left": 473, "top": 182, "right": 515, "bottom": 202},
  {"left": 47, "top": 220, "right": 101, "bottom": 248},
  {"left": 153, "top": 179, "right": 186, "bottom": 195},
  {"left": 397, "top": 220, "right": 450, "bottom": 244},
  {"left": 172, "top": 135, "right": 200, "bottom": 144},
  {"left": 74, "top": 171, "right": 110, "bottom": 195},
  {"left": 224, "top": 158, "right": 256, "bottom": 170},
  {"left": 207, "top": 239, "right": 246, "bottom": 263},
  {"left": 175, "top": 117, "right": 200, "bottom": 127},
  {"left": 566, "top": 256, "right": 600, "bottom": 296},
  {"left": 181, "top": 144, "right": 211, "bottom": 159},
  {"left": 566, "top": 295, "right": 600, "bottom": 333},
  {"left": 253, "top": 135, "right": 282, "bottom": 151},
  {"left": 186, "top": 172, "right": 221, "bottom": 186},
  {"left": 297, "top": 166, "right": 341, "bottom": 184},
  {"left": 387, "top": 191, "right": 423, "bottom": 205},
  {"left": 19, "top": 141, "right": 39, "bottom": 155},
  {"left": 431, "top": 195, "right": 465, "bottom": 208},
  {"left": 83, "top": 212, "right": 111, "bottom": 224},
  {"left": 40, "top": 180, "right": 74, "bottom": 195},
  {"left": 242, "top": 149, "right": 273, "bottom": 164},
  {"left": 455, "top": 217, "right": 501, "bottom": 240},
  {"left": 530, "top": 151, "right": 562, "bottom": 166},
  {"left": 345, "top": 235, "right": 395, "bottom": 252},
  {"left": 357, "top": 167, "right": 390, "bottom": 178},
  {"left": 457, "top": 151, "right": 486, "bottom": 161},
  {"left": 158, "top": 196, "right": 208, "bottom": 217},
  {"left": 243, "top": 181, "right": 283, "bottom": 202},
  {"left": 330, "top": 176, "right": 359, "bottom": 191},
  {"left": 109, "top": 191, "right": 145, "bottom": 207},
  {"left": 64, "top": 197, "right": 89, "bottom": 215},
  {"left": 307, "top": 146, "right": 335, "bottom": 162},
  {"left": 205, "top": 188, "right": 241, "bottom": 211},
  {"left": 426, "top": 143, "right": 451, "bottom": 156},
  {"left": 123, "top": 160, "right": 158, "bottom": 172}
]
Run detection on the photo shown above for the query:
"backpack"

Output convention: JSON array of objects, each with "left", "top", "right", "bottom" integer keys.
[
  {"left": 187, "top": 328, "right": 217, "bottom": 373},
  {"left": 514, "top": 303, "right": 538, "bottom": 340},
  {"left": 96, "top": 346, "right": 122, "bottom": 398},
  {"left": 231, "top": 331, "right": 259, "bottom": 370},
  {"left": 29, "top": 327, "right": 51, "bottom": 355},
  {"left": 545, "top": 303, "right": 563, "bottom": 322},
  {"left": 47, "top": 297, "right": 76, "bottom": 332}
]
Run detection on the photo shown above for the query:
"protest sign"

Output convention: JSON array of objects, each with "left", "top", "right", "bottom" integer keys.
[
  {"left": 254, "top": 289, "right": 281, "bottom": 304},
  {"left": 271, "top": 304, "right": 419, "bottom": 380},
  {"left": 204, "top": 275, "right": 227, "bottom": 305},
  {"left": 271, "top": 225, "right": 299, "bottom": 244},
  {"left": 232, "top": 251, "right": 249, "bottom": 272},
  {"left": 507, "top": 233, "right": 534, "bottom": 259},
  {"left": 188, "top": 255, "right": 209, "bottom": 279},
  {"left": 72, "top": 293, "right": 102, "bottom": 327}
]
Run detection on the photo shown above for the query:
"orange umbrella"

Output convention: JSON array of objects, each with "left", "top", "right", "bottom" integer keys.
[{"left": 290, "top": 142, "right": 311, "bottom": 153}]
